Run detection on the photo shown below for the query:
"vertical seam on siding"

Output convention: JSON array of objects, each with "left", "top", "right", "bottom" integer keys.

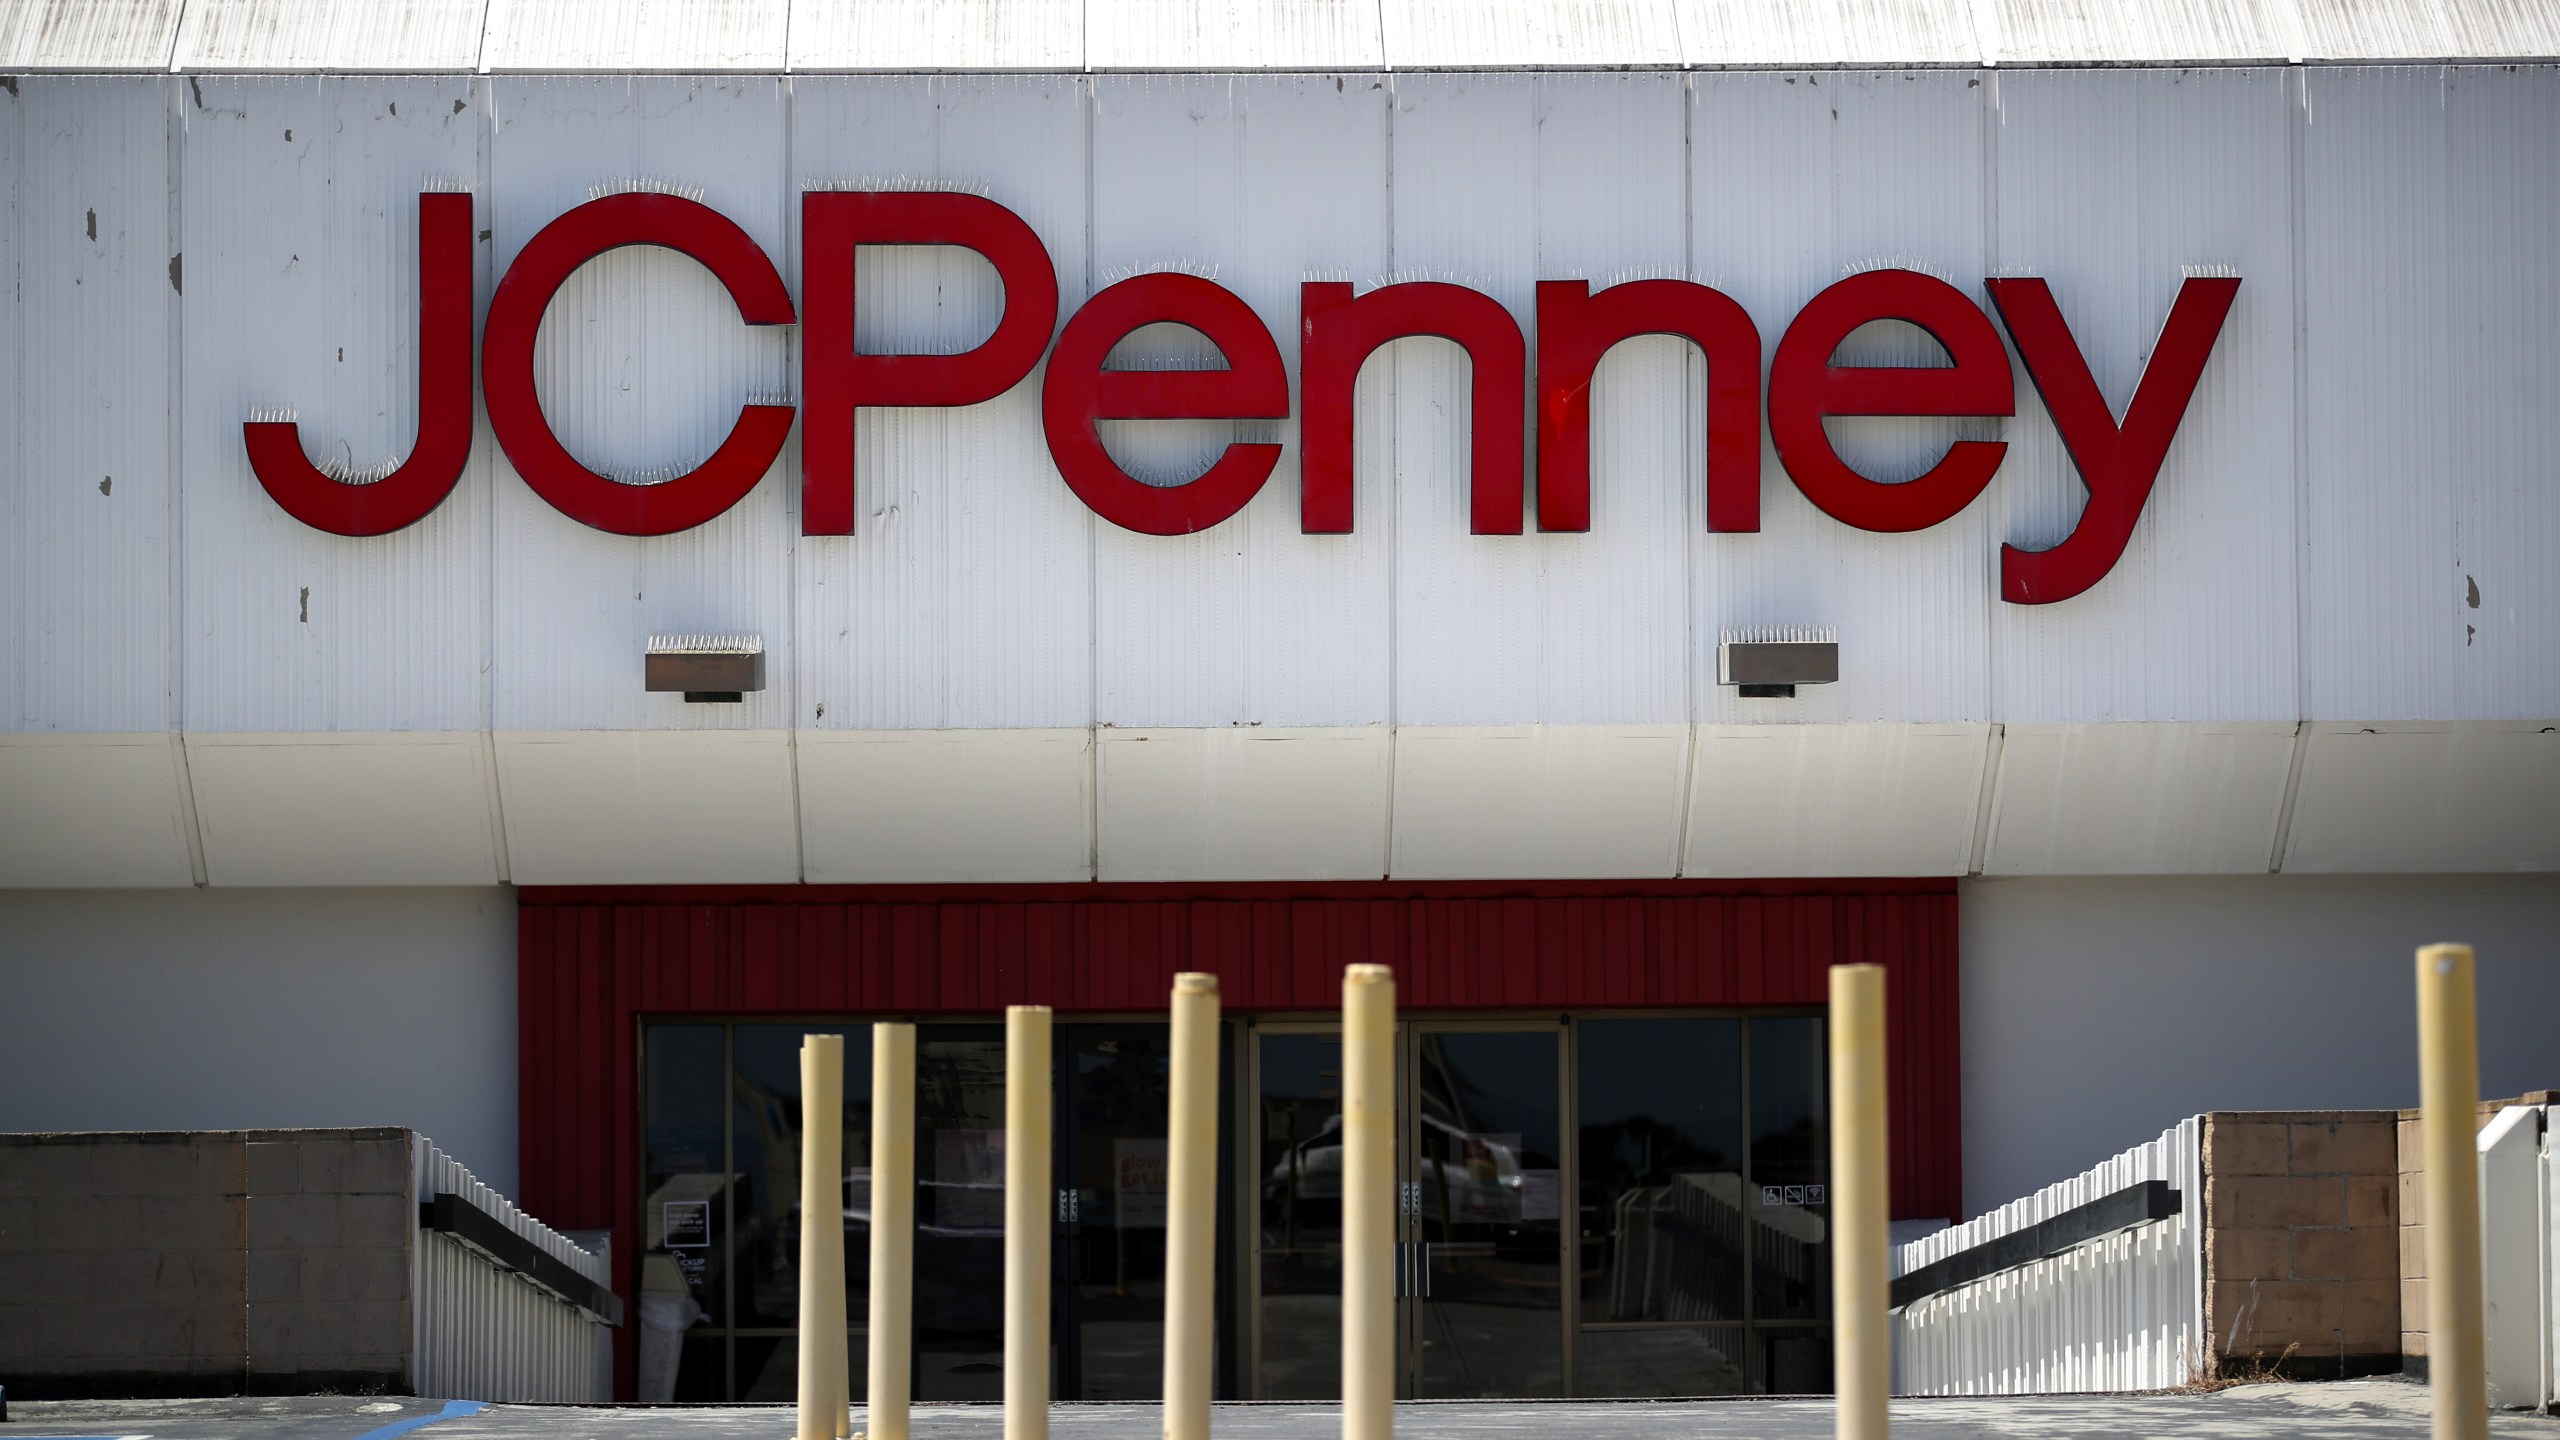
[
  {"left": 2287, "top": 63, "right": 2310, "bottom": 728},
  {"left": 168, "top": 74, "right": 210, "bottom": 885},
  {"left": 1980, "top": 67, "right": 2001, "bottom": 727},
  {"left": 782, "top": 73, "right": 806, "bottom": 883},
  {"left": 1083, "top": 73, "right": 1100, "bottom": 878},
  {"left": 479, "top": 73, "right": 510, "bottom": 884},
  {"left": 1380, "top": 72, "right": 1399, "bottom": 878},
  {"left": 1672, "top": 72, "right": 1699, "bottom": 876}
]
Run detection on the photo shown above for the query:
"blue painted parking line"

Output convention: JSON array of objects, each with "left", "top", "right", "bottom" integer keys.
[{"left": 349, "top": 1401, "right": 485, "bottom": 1440}]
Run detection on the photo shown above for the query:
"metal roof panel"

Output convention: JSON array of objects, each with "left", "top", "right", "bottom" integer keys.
[
  {"left": 1088, "top": 0, "right": 1384, "bottom": 70},
  {"left": 0, "top": 0, "right": 182, "bottom": 69},
  {"left": 481, "top": 0, "right": 787, "bottom": 71},
  {"left": 786, "top": 0, "right": 1082, "bottom": 71},
  {"left": 1677, "top": 0, "right": 1981, "bottom": 68},
  {"left": 173, "top": 0, "right": 488, "bottom": 70},
  {"left": 1381, "top": 0, "right": 1684, "bottom": 68}
]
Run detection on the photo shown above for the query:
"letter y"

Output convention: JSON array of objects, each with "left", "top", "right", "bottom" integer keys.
[{"left": 1986, "top": 276, "right": 2239, "bottom": 604}]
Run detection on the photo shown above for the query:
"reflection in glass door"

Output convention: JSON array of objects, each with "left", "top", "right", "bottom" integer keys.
[
  {"left": 1247, "top": 1013, "right": 1830, "bottom": 1399},
  {"left": 642, "top": 1017, "right": 1199, "bottom": 1403},
  {"left": 1251, "top": 1028, "right": 1346, "bottom": 1400},
  {"left": 1058, "top": 1023, "right": 1176, "bottom": 1399},
  {"left": 1406, "top": 1026, "right": 1567, "bottom": 1399}
]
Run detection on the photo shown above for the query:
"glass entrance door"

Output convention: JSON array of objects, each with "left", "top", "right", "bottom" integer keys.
[
  {"left": 1404, "top": 1025, "right": 1567, "bottom": 1398},
  {"left": 1246, "top": 1022, "right": 1568, "bottom": 1400}
]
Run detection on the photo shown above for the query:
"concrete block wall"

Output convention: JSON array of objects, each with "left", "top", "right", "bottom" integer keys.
[
  {"left": 2397, "top": 1090, "right": 2560, "bottom": 1375},
  {"left": 0, "top": 1132, "right": 249, "bottom": 1395},
  {"left": 2201, "top": 1111, "right": 2401, "bottom": 1379},
  {"left": 0, "top": 1128, "right": 415, "bottom": 1398}
]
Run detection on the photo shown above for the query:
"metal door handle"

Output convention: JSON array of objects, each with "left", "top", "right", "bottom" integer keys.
[{"left": 1394, "top": 1240, "right": 1433, "bottom": 1299}]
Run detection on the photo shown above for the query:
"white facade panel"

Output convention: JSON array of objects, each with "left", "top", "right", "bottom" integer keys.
[
  {"left": 1389, "top": 726, "right": 1689, "bottom": 879},
  {"left": 2282, "top": 721, "right": 2560, "bottom": 873},
  {"left": 797, "top": 729, "right": 1092, "bottom": 883},
  {"left": 785, "top": 0, "right": 1081, "bottom": 72},
  {"left": 1381, "top": 0, "right": 1682, "bottom": 68},
  {"left": 1960, "top": 874, "right": 2560, "bottom": 1214},
  {"left": 791, "top": 74, "right": 1093, "bottom": 732},
  {"left": 481, "top": 0, "right": 786, "bottom": 70},
  {"left": 0, "top": 0, "right": 181, "bottom": 68},
  {"left": 2444, "top": 65, "right": 2560, "bottom": 721},
  {"left": 0, "top": 75, "right": 20, "bottom": 732},
  {"left": 10, "top": 79, "right": 171, "bottom": 735},
  {"left": 1388, "top": 74, "right": 1537, "bottom": 727},
  {"left": 1533, "top": 72, "right": 1693, "bottom": 728},
  {"left": 1384, "top": 73, "right": 1687, "bottom": 729},
  {"left": 1675, "top": 0, "right": 1980, "bottom": 67},
  {"left": 2298, "top": 66, "right": 2456, "bottom": 721},
  {"left": 180, "top": 75, "right": 486, "bottom": 735},
  {"left": 0, "top": 69, "right": 2555, "bottom": 887},
  {"left": 0, "top": 734, "right": 196, "bottom": 887},
  {"left": 1982, "top": 722, "right": 2298, "bottom": 875},
  {"left": 0, "top": 78, "right": 14, "bottom": 727},
  {"left": 1685, "top": 723, "right": 1991, "bottom": 876},
  {"left": 184, "top": 732, "right": 502, "bottom": 885},
  {"left": 0, "top": 887, "right": 521, "bottom": 1192},
  {"left": 495, "top": 729, "right": 800, "bottom": 883},
  {"left": 487, "top": 76, "right": 793, "bottom": 733},
  {"left": 172, "top": 0, "right": 487, "bottom": 71},
  {"left": 1989, "top": 68, "right": 2298, "bottom": 724},
  {"left": 1690, "top": 71, "right": 1994, "bottom": 727},
  {"left": 1090, "top": 73, "right": 1393, "bottom": 729},
  {"left": 1087, "top": 0, "right": 1383, "bottom": 69},
  {"left": 1097, "top": 727, "right": 1391, "bottom": 881}
]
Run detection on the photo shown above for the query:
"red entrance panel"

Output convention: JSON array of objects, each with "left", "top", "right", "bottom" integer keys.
[{"left": 514, "top": 878, "right": 1959, "bottom": 1395}]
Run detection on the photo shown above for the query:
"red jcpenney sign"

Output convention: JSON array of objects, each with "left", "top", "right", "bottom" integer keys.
[{"left": 247, "top": 191, "right": 2239, "bottom": 605}]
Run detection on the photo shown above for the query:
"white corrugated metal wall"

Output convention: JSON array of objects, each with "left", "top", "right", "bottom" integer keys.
[{"left": 1, "top": 45, "right": 2556, "bottom": 886}]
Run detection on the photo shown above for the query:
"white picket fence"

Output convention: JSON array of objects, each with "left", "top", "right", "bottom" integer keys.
[
  {"left": 2480, "top": 1104, "right": 2558, "bottom": 1412},
  {"left": 1893, "top": 1118, "right": 2204, "bottom": 1395},
  {"left": 412, "top": 1137, "right": 615, "bottom": 1401}
]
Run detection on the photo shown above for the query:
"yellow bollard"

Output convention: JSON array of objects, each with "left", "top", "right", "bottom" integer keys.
[
  {"left": 1829, "top": 964, "right": 1889, "bottom": 1440},
  {"left": 1342, "top": 964, "right": 1395, "bottom": 1440},
  {"left": 869, "top": 1022, "right": 917, "bottom": 1440},
  {"left": 1006, "top": 1006, "right": 1054, "bottom": 1440},
  {"left": 1164, "top": 974, "right": 1221, "bottom": 1440},
  {"left": 798, "top": 1034, "right": 848, "bottom": 1440},
  {"left": 2418, "top": 943, "right": 2487, "bottom": 1440}
]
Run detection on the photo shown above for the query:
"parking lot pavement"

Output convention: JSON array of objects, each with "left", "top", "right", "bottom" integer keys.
[{"left": 15, "top": 1380, "right": 2560, "bottom": 1440}]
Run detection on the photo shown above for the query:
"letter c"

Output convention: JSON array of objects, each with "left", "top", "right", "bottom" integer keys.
[{"left": 483, "top": 193, "right": 797, "bottom": 537}]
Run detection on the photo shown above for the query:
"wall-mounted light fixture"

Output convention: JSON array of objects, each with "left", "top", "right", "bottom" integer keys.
[
  {"left": 646, "top": 634, "right": 765, "bottom": 704},
  {"left": 1718, "top": 626, "right": 1839, "bottom": 699}
]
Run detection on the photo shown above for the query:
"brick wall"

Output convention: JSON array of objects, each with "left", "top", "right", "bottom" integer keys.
[
  {"left": 2397, "top": 1090, "right": 2559, "bottom": 1376},
  {"left": 2201, "top": 1111, "right": 2400, "bottom": 1379},
  {"left": 0, "top": 1129, "right": 415, "bottom": 1398}
]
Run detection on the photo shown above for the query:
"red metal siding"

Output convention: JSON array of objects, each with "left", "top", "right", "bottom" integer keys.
[{"left": 513, "top": 879, "right": 1960, "bottom": 1394}]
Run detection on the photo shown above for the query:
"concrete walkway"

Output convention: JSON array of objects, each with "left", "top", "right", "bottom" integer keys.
[{"left": 16, "top": 1381, "right": 2560, "bottom": 1440}]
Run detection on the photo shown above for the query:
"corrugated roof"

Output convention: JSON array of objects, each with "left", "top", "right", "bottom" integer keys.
[
  {"left": 0, "top": 0, "right": 183, "bottom": 68},
  {"left": 1088, "top": 0, "right": 1383, "bottom": 70},
  {"left": 0, "top": 0, "right": 2552, "bottom": 73},
  {"left": 1677, "top": 0, "right": 1982, "bottom": 69},
  {"left": 787, "top": 0, "right": 1081, "bottom": 70},
  {"left": 1992, "top": 0, "right": 2304, "bottom": 64},
  {"left": 173, "top": 0, "right": 486, "bottom": 71},
  {"left": 482, "top": 0, "right": 785, "bottom": 71},
  {"left": 1382, "top": 0, "right": 1684, "bottom": 68}
]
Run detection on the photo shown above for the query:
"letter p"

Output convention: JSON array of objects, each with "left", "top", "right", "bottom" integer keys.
[{"left": 800, "top": 192, "right": 1061, "bottom": 535}]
